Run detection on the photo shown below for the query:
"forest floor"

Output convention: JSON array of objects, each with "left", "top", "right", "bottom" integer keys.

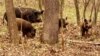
[
  {"left": 0, "top": 19, "right": 100, "bottom": 56},
  {"left": 0, "top": 1, "right": 100, "bottom": 55}
]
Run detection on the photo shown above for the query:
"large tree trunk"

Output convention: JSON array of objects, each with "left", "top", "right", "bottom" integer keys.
[
  {"left": 74, "top": 0, "right": 80, "bottom": 25},
  {"left": 41, "top": 0, "right": 59, "bottom": 44},
  {"left": 5, "top": 0, "right": 20, "bottom": 45}
]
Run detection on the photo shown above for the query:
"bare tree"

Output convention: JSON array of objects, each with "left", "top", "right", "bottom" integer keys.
[
  {"left": 59, "top": 0, "right": 65, "bottom": 50},
  {"left": 60, "top": 0, "right": 64, "bottom": 19},
  {"left": 83, "top": 0, "right": 91, "bottom": 19},
  {"left": 89, "top": 2, "right": 94, "bottom": 19},
  {"left": 93, "top": 0, "right": 100, "bottom": 25},
  {"left": 41, "top": 0, "right": 59, "bottom": 44},
  {"left": 59, "top": 0, "right": 65, "bottom": 28},
  {"left": 5, "top": 0, "right": 20, "bottom": 45},
  {"left": 74, "top": 0, "right": 80, "bottom": 25}
]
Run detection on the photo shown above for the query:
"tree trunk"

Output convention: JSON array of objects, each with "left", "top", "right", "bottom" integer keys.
[
  {"left": 93, "top": 0, "right": 97, "bottom": 25},
  {"left": 60, "top": 0, "right": 64, "bottom": 18},
  {"left": 60, "top": 0, "right": 64, "bottom": 28},
  {"left": 94, "top": 4, "right": 97, "bottom": 25},
  {"left": 83, "top": 0, "right": 90, "bottom": 19},
  {"left": 5, "top": 0, "right": 20, "bottom": 45},
  {"left": 74, "top": 0, "right": 80, "bottom": 25},
  {"left": 89, "top": 3, "right": 94, "bottom": 19},
  {"left": 41, "top": 0, "right": 59, "bottom": 44},
  {"left": 93, "top": 0, "right": 100, "bottom": 25}
]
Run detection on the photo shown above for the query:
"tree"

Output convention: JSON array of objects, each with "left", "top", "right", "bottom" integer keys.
[
  {"left": 93, "top": 0, "right": 100, "bottom": 25},
  {"left": 89, "top": 1, "right": 94, "bottom": 19},
  {"left": 60, "top": 0, "right": 64, "bottom": 28},
  {"left": 41, "top": 0, "right": 59, "bottom": 44},
  {"left": 74, "top": 0, "right": 80, "bottom": 25},
  {"left": 59, "top": 0, "right": 65, "bottom": 50},
  {"left": 60, "top": 0, "right": 64, "bottom": 19},
  {"left": 83, "top": 0, "right": 91, "bottom": 19},
  {"left": 5, "top": 0, "right": 20, "bottom": 45}
]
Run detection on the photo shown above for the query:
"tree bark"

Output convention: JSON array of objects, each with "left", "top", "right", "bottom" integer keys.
[
  {"left": 83, "top": 0, "right": 90, "bottom": 19},
  {"left": 41, "top": 0, "right": 59, "bottom": 44},
  {"left": 60, "top": 0, "right": 64, "bottom": 28},
  {"left": 89, "top": 3, "right": 94, "bottom": 19},
  {"left": 94, "top": 2, "right": 97, "bottom": 25},
  {"left": 5, "top": 0, "right": 20, "bottom": 45},
  {"left": 74, "top": 0, "right": 80, "bottom": 25},
  {"left": 93, "top": 0, "right": 100, "bottom": 25}
]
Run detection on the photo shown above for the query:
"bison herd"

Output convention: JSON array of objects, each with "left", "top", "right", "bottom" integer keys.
[{"left": 3, "top": 7, "right": 92, "bottom": 38}]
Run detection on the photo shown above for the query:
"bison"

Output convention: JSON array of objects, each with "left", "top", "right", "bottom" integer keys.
[
  {"left": 3, "top": 7, "right": 44, "bottom": 23},
  {"left": 16, "top": 18, "right": 36, "bottom": 38}
]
